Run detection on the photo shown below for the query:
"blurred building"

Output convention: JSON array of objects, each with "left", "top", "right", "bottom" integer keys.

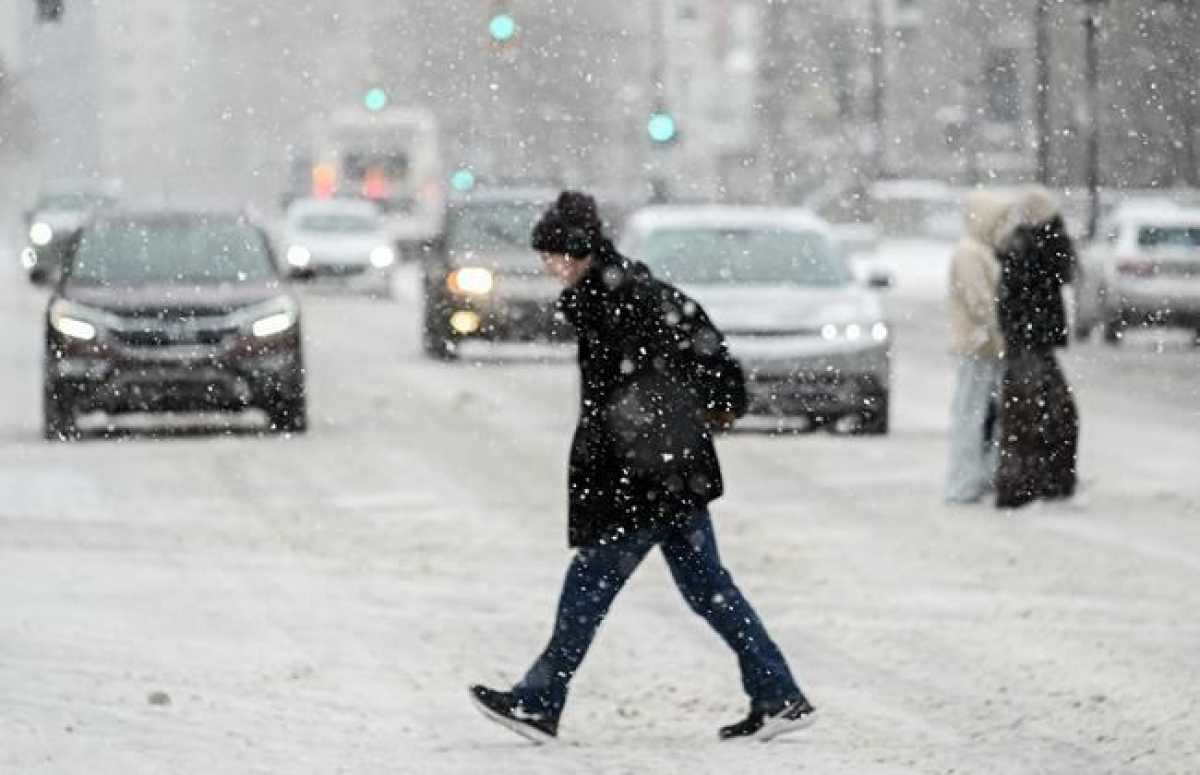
[{"left": 770, "top": 0, "right": 1200, "bottom": 198}]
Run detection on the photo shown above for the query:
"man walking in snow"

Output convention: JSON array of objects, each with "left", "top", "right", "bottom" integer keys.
[
  {"left": 469, "top": 191, "right": 814, "bottom": 743},
  {"left": 945, "top": 190, "right": 1013, "bottom": 503}
]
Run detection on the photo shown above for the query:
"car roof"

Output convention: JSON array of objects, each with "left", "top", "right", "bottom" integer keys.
[
  {"left": 448, "top": 187, "right": 559, "bottom": 206},
  {"left": 286, "top": 197, "right": 381, "bottom": 217},
  {"left": 1111, "top": 202, "right": 1200, "bottom": 228},
  {"left": 91, "top": 207, "right": 262, "bottom": 227},
  {"left": 623, "top": 205, "right": 834, "bottom": 236}
]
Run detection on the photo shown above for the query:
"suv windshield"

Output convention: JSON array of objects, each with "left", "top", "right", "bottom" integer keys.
[
  {"left": 69, "top": 217, "right": 275, "bottom": 286},
  {"left": 446, "top": 201, "right": 546, "bottom": 264},
  {"left": 1139, "top": 225, "right": 1200, "bottom": 249},
  {"left": 639, "top": 227, "right": 850, "bottom": 286},
  {"left": 295, "top": 213, "right": 379, "bottom": 233}
]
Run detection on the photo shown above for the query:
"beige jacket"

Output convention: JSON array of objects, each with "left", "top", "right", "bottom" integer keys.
[{"left": 948, "top": 191, "right": 1012, "bottom": 358}]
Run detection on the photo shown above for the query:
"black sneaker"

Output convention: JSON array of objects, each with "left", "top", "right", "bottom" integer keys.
[
  {"left": 719, "top": 698, "right": 817, "bottom": 742},
  {"left": 468, "top": 685, "right": 558, "bottom": 744}
]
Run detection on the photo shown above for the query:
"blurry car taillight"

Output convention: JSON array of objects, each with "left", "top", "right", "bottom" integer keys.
[{"left": 1116, "top": 259, "right": 1156, "bottom": 278}]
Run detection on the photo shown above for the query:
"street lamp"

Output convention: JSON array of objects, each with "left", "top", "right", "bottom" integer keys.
[{"left": 1082, "top": 0, "right": 1107, "bottom": 239}]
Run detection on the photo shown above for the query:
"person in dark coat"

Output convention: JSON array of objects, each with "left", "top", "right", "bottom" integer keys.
[
  {"left": 995, "top": 187, "right": 1080, "bottom": 508},
  {"left": 470, "top": 191, "right": 814, "bottom": 743}
]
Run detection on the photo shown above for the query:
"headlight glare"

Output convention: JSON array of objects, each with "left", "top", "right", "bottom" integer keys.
[
  {"left": 251, "top": 311, "right": 296, "bottom": 338},
  {"left": 286, "top": 244, "right": 312, "bottom": 268},
  {"left": 30, "top": 222, "right": 54, "bottom": 247},
  {"left": 370, "top": 245, "right": 397, "bottom": 268},
  {"left": 448, "top": 267, "right": 494, "bottom": 296},
  {"left": 820, "top": 324, "right": 838, "bottom": 341},
  {"left": 49, "top": 300, "right": 100, "bottom": 341},
  {"left": 871, "top": 322, "right": 890, "bottom": 341}
]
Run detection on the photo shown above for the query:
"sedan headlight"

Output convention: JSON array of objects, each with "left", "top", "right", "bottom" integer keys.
[
  {"left": 370, "top": 245, "right": 397, "bottom": 268},
  {"left": 286, "top": 244, "right": 312, "bottom": 268},
  {"left": 30, "top": 221, "right": 54, "bottom": 247},
  {"left": 49, "top": 299, "right": 110, "bottom": 341},
  {"left": 447, "top": 267, "right": 494, "bottom": 296}
]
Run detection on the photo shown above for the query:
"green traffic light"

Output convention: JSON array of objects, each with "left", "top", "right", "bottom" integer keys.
[
  {"left": 648, "top": 112, "right": 677, "bottom": 143},
  {"left": 451, "top": 168, "right": 477, "bottom": 193},
  {"left": 489, "top": 13, "right": 517, "bottom": 42},
  {"left": 364, "top": 87, "right": 388, "bottom": 112}
]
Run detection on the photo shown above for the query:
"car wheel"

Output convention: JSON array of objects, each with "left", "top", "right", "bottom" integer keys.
[
  {"left": 853, "top": 394, "right": 890, "bottom": 436},
  {"left": 422, "top": 313, "right": 459, "bottom": 361},
  {"left": 1102, "top": 317, "right": 1124, "bottom": 345},
  {"left": 268, "top": 394, "right": 307, "bottom": 433},
  {"left": 43, "top": 378, "right": 78, "bottom": 441}
]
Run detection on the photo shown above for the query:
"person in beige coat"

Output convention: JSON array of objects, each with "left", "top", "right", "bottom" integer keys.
[{"left": 945, "top": 190, "right": 1013, "bottom": 503}]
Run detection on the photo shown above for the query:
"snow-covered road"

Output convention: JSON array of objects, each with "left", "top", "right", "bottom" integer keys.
[{"left": 1, "top": 242, "right": 1198, "bottom": 774}]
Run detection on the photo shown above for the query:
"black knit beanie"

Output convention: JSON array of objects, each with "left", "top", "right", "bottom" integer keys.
[{"left": 531, "top": 190, "right": 605, "bottom": 258}]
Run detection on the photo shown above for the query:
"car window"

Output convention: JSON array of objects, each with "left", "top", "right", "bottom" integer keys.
[
  {"left": 68, "top": 217, "right": 275, "bottom": 286},
  {"left": 445, "top": 202, "right": 546, "bottom": 264},
  {"left": 37, "top": 192, "right": 115, "bottom": 211},
  {"left": 637, "top": 227, "right": 850, "bottom": 286},
  {"left": 1138, "top": 225, "right": 1200, "bottom": 249},
  {"left": 295, "top": 213, "right": 380, "bottom": 233}
]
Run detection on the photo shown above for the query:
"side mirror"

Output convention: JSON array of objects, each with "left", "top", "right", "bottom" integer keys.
[{"left": 867, "top": 270, "right": 894, "bottom": 290}]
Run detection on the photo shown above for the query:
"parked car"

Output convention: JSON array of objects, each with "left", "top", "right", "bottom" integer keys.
[
  {"left": 1075, "top": 201, "right": 1200, "bottom": 344},
  {"left": 421, "top": 187, "right": 568, "bottom": 359},
  {"left": 43, "top": 208, "right": 306, "bottom": 438},
  {"left": 618, "top": 206, "right": 892, "bottom": 434},
  {"left": 280, "top": 197, "right": 397, "bottom": 296},
  {"left": 21, "top": 183, "right": 120, "bottom": 284}
]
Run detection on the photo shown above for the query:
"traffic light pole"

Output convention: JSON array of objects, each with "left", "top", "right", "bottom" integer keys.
[
  {"left": 1083, "top": 0, "right": 1104, "bottom": 239},
  {"left": 647, "top": 0, "right": 670, "bottom": 203},
  {"left": 870, "top": 0, "right": 887, "bottom": 180},
  {"left": 1035, "top": 0, "right": 1052, "bottom": 185}
]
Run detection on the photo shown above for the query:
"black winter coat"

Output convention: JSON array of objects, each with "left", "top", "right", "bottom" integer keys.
[
  {"left": 998, "top": 215, "right": 1077, "bottom": 352},
  {"left": 556, "top": 244, "right": 747, "bottom": 548}
]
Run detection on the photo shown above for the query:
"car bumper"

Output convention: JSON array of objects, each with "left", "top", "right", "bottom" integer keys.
[
  {"left": 733, "top": 340, "right": 891, "bottom": 417},
  {"left": 48, "top": 335, "right": 304, "bottom": 413},
  {"left": 1102, "top": 282, "right": 1200, "bottom": 326},
  {"left": 432, "top": 291, "right": 572, "bottom": 342}
]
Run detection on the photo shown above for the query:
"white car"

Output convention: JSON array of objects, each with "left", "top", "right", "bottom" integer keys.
[
  {"left": 1075, "top": 201, "right": 1200, "bottom": 344},
  {"left": 618, "top": 206, "right": 893, "bottom": 434},
  {"left": 281, "top": 198, "right": 398, "bottom": 296}
]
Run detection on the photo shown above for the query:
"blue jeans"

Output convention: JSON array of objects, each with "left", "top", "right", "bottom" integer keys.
[
  {"left": 945, "top": 356, "right": 1003, "bottom": 503},
  {"left": 513, "top": 511, "right": 804, "bottom": 721}
]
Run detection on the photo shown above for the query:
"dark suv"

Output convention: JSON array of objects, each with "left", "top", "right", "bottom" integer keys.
[
  {"left": 43, "top": 209, "right": 306, "bottom": 438},
  {"left": 421, "top": 188, "right": 569, "bottom": 359}
]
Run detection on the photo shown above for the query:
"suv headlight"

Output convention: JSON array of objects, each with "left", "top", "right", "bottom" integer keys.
[
  {"left": 238, "top": 296, "right": 300, "bottom": 338},
  {"left": 447, "top": 267, "right": 494, "bottom": 296},
  {"left": 49, "top": 299, "right": 114, "bottom": 341}
]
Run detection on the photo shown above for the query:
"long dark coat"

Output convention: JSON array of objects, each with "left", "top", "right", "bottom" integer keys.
[
  {"left": 998, "top": 214, "right": 1075, "bottom": 351},
  {"left": 556, "top": 243, "right": 746, "bottom": 548},
  {"left": 996, "top": 215, "right": 1079, "bottom": 508}
]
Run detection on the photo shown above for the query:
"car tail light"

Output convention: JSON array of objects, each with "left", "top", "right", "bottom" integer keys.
[{"left": 1116, "top": 259, "right": 1155, "bottom": 278}]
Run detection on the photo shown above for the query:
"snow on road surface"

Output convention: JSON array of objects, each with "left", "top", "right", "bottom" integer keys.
[{"left": 0, "top": 244, "right": 1198, "bottom": 774}]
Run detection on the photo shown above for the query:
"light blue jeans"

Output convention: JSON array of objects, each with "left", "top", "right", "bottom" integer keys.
[{"left": 945, "top": 356, "right": 1003, "bottom": 503}]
